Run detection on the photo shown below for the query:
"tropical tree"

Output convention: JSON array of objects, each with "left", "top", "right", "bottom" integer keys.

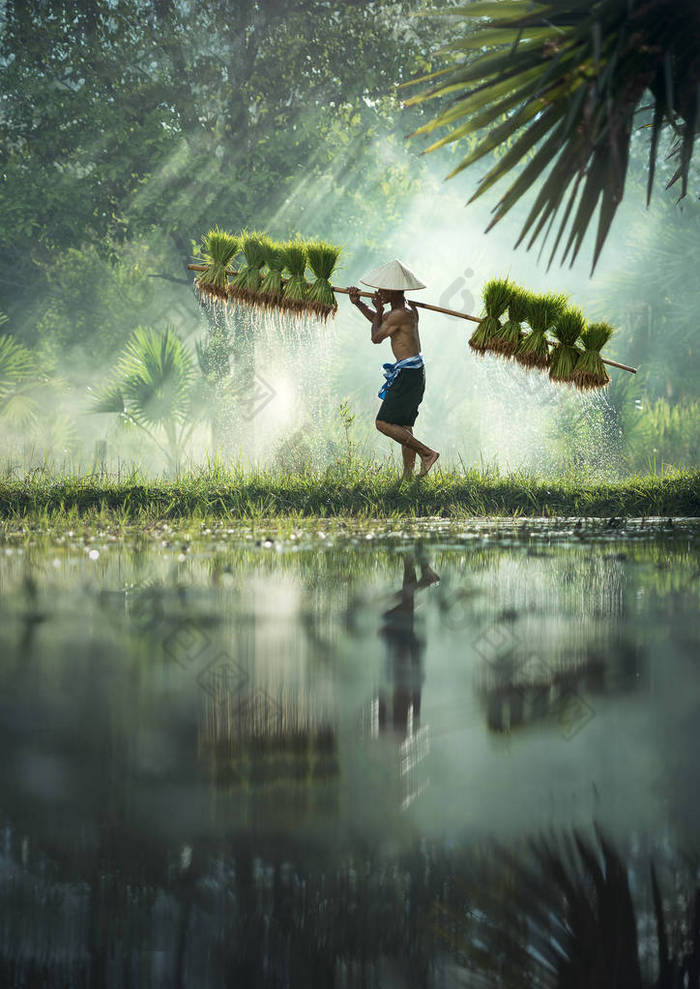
[
  {"left": 0, "top": 320, "right": 41, "bottom": 427},
  {"left": 405, "top": 0, "right": 700, "bottom": 273},
  {"left": 436, "top": 827, "right": 700, "bottom": 988},
  {"left": 89, "top": 326, "right": 210, "bottom": 472}
]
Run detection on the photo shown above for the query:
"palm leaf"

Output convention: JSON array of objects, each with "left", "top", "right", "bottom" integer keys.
[
  {"left": 407, "top": 0, "right": 700, "bottom": 271},
  {"left": 0, "top": 335, "right": 35, "bottom": 399},
  {"left": 114, "top": 326, "right": 194, "bottom": 428},
  {"left": 90, "top": 383, "right": 126, "bottom": 414}
]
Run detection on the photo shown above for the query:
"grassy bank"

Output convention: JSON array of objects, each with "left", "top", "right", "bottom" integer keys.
[{"left": 0, "top": 464, "right": 698, "bottom": 522}]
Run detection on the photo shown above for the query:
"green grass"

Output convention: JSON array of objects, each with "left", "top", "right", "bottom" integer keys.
[{"left": 0, "top": 463, "right": 698, "bottom": 523}]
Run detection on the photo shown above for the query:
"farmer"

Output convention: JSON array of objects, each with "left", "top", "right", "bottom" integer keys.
[{"left": 348, "top": 259, "right": 439, "bottom": 479}]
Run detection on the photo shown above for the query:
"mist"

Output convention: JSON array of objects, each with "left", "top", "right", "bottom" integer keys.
[{"left": 1, "top": 0, "right": 697, "bottom": 480}]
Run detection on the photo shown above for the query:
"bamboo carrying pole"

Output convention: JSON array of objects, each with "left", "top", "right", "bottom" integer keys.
[{"left": 187, "top": 265, "right": 637, "bottom": 375}]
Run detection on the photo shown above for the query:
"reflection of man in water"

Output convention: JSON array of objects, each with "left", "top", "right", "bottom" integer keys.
[{"left": 378, "top": 555, "right": 439, "bottom": 736}]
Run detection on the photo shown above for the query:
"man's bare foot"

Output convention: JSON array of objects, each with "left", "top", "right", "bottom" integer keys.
[
  {"left": 418, "top": 451, "right": 439, "bottom": 477},
  {"left": 401, "top": 471, "right": 414, "bottom": 482}
]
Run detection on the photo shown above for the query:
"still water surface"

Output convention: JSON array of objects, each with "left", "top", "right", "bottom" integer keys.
[{"left": 0, "top": 519, "right": 698, "bottom": 987}]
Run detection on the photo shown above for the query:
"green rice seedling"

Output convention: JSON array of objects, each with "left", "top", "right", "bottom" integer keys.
[
  {"left": 489, "top": 285, "right": 532, "bottom": 357},
  {"left": 230, "top": 231, "right": 267, "bottom": 304},
  {"left": 572, "top": 321, "right": 613, "bottom": 390},
  {"left": 281, "top": 241, "right": 310, "bottom": 314},
  {"left": 306, "top": 240, "right": 342, "bottom": 319},
  {"left": 549, "top": 305, "right": 585, "bottom": 383},
  {"left": 469, "top": 277, "right": 513, "bottom": 354},
  {"left": 195, "top": 228, "right": 239, "bottom": 303},
  {"left": 259, "top": 239, "right": 286, "bottom": 308},
  {"left": 516, "top": 291, "right": 568, "bottom": 370}
]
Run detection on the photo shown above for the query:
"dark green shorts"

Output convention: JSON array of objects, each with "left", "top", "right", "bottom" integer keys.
[{"left": 376, "top": 366, "right": 426, "bottom": 427}]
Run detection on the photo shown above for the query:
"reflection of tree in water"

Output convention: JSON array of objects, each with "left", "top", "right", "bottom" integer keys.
[
  {"left": 1, "top": 817, "right": 698, "bottom": 988},
  {"left": 433, "top": 827, "right": 700, "bottom": 989}
]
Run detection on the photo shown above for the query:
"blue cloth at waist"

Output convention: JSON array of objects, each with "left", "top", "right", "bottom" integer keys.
[{"left": 378, "top": 353, "right": 424, "bottom": 400}]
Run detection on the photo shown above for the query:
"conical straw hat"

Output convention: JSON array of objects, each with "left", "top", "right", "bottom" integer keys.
[{"left": 360, "top": 258, "right": 426, "bottom": 291}]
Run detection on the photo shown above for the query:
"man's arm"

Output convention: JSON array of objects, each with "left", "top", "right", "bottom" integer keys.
[
  {"left": 348, "top": 286, "right": 379, "bottom": 324},
  {"left": 348, "top": 287, "right": 401, "bottom": 345}
]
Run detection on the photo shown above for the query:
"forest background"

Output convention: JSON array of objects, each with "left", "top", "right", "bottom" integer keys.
[{"left": 1, "top": 0, "right": 698, "bottom": 478}]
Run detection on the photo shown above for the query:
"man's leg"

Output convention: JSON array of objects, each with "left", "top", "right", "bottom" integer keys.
[
  {"left": 401, "top": 427, "right": 417, "bottom": 480},
  {"left": 376, "top": 420, "right": 440, "bottom": 476}
]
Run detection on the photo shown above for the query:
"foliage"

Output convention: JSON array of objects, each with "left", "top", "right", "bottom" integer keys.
[
  {"left": 306, "top": 241, "right": 342, "bottom": 315},
  {"left": 0, "top": 462, "right": 697, "bottom": 521},
  {"left": 196, "top": 228, "right": 240, "bottom": 302},
  {"left": 0, "top": 334, "right": 37, "bottom": 426},
  {"left": 404, "top": 0, "right": 700, "bottom": 272},
  {"left": 516, "top": 291, "right": 568, "bottom": 370},
  {"left": 625, "top": 397, "right": 700, "bottom": 474},
  {"left": 259, "top": 240, "right": 286, "bottom": 304},
  {"left": 469, "top": 276, "right": 513, "bottom": 353},
  {"left": 0, "top": 0, "right": 440, "bottom": 318},
  {"left": 491, "top": 286, "right": 532, "bottom": 356},
  {"left": 573, "top": 322, "right": 613, "bottom": 391},
  {"left": 590, "top": 191, "right": 699, "bottom": 403},
  {"left": 281, "top": 241, "right": 310, "bottom": 309},
  {"left": 451, "top": 827, "right": 700, "bottom": 988},
  {"left": 90, "top": 326, "right": 205, "bottom": 471},
  {"left": 549, "top": 306, "right": 585, "bottom": 383}
]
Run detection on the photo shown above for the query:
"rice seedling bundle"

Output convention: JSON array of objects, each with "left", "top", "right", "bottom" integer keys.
[
  {"left": 230, "top": 231, "right": 268, "bottom": 304},
  {"left": 259, "top": 239, "right": 286, "bottom": 308},
  {"left": 306, "top": 240, "right": 342, "bottom": 319},
  {"left": 469, "top": 277, "right": 513, "bottom": 354},
  {"left": 516, "top": 291, "right": 568, "bottom": 370},
  {"left": 195, "top": 228, "right": 239, "bottom": 303},
  {"left": 281, "top": 242, "right": 310, "bottom": 313},
  {"left": 488, "top": 286, "right": 532, "bottom": 357},
  {"left": 572, "top": 322, "right": 613, "bottom": 390},
  {"left": 549, "top": 305, "right": 585, "bottom": 383}
]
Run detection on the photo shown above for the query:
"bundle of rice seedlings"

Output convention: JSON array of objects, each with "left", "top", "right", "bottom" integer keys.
[
  {"left": 306, "top": 240, "right": 342, "bottom": 319},
  {"left": 572, "top": 321, "right": 613, "bottom": 390},
  {"left": 195, "top": 228, "right": 239, "bottom": 303},
  {"left": 515, "top": 291, "right": 568, "bottom": 370},
  {"left": 488, "top": 286, "right": 532, "bottom": 357},
  {"left": 229, "top": 231, "right": 267, "bottom": 304},
  {"left": 469, "top": 277, "right": 513, "bottom": 354},
  {"left": 258, "top": 238, "right": 286, "bottom": 308},
  {"left": 549, "top": 305, "right": 585, "bottom": 383},
  {"left": 281, "top": 241, "right": 310, "bottom": 314}
]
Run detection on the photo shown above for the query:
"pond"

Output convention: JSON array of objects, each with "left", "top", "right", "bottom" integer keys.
[{"left": 0, "top": 518, "right": 698, "bottom": 987}]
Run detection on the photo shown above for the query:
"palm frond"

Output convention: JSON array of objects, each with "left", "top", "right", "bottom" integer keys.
[
  {"left": 407, "top": 0, "right": 700, "bottom": 271},
  {"left": 115, "top": 326, "right": 194, "bottom": 428},
  {"left": 0, "top": 335, "right": 35, "bottom": 399},
  {"left": 90, "top": 383, "right": 127, "bottom": 415}
]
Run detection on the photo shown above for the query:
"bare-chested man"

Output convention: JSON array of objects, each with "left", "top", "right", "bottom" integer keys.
[{"left": 348, "top": 259, "right": 439, "bottom": 479}]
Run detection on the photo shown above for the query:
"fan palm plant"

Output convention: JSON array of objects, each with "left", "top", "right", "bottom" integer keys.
[
  {"left": 0, "top": 331, "right": 41, "bottom": 427},
  {"left": 441, "top": 826, "right": 700, "bottom": 988},
  {"left": 89, "top": 326, "right": 203, "bottom": 472},
  {"left": 404, "top": 0, "right": 700, "bottom": 273}
]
